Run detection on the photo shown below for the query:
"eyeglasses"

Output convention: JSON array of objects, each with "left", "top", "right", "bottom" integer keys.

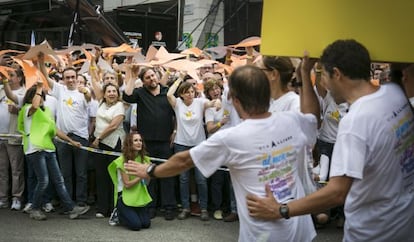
[{"left": 104, "top": 76, "right": 115, "bottom": 80}]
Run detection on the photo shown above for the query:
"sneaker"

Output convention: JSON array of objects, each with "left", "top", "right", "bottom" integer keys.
[
  {"left": 0, "top": 200, "right": 9, "bottom": 209},
  {"left": 69, "top": 205, "right": 90, "bottom": 219},
  {"left": 223, "top": 212, "right": 238, "bottom": 222},
  {"left": 42, "top": 203, "right": 55, "bottom": 213},
  {"left": 23, "top": 203, "right": 33, "bottom": 213},
  {"left": 177, "top": 209, "right": 190, "bottom": 220},
  {"left": 30, "top": 209, "right": 47, "bottom": 221},
  {"left": 95, "top": 212, "right": 105, "bottom": 218},
  {"left": 200, "top": 209, "right": 209, "bottom": 221},
  {"left": 11, "top": 198, "right": 21, "bottom": 210},
  {"left": 164, "top": 209, "right": 175, "bottom": 221},
  {"left": 108, "top": 208, "right": 119, "bottom": 226},
  {"left": 213, "top": 210, "right": 223, "bottom": 220}
]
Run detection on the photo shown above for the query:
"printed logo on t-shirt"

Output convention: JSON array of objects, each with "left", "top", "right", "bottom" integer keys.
[
  {"left": 257, "top": 145, "right": 296, "bottom": 202},
  {"left": 63, "top": 97, "right": 80, "bottom": 108},
  {"left": 391, "top": 104, "right": 414, "bottom": 193},
  {"left": 328, "top": 109, "right": 343, "bottom": 123}
]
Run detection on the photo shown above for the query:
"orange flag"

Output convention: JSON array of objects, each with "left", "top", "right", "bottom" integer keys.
[{"left": 12, "top": 57, "right": 49, "bottom": 90}]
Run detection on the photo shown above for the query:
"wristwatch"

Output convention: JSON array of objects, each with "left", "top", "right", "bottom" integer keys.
[
  {"left": 146, "top": 163, "right": 157, "bottom": 178},
  {"left": 279, "top": 204, "right": 290, "bottom": 219}
]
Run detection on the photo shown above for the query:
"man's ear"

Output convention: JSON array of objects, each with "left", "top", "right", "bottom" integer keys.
[{"left": 332, "top": 67, "right": 342, "bottom": 81}]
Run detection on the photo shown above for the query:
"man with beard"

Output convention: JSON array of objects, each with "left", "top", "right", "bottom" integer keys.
[{"left": 123, "top": 67, "right": 177, "bottom": 220}]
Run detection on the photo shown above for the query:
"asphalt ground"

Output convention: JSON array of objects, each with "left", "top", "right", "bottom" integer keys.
[{"left": 0, "top": 207, "right": 343, "bottom": 242}]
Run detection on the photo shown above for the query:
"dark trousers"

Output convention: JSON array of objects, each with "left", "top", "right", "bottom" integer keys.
[
  {"left": 118, "top": 196, "right": 151, "bottom": 231},
  {"left": 145, "top": 140, "right": 176, "bottom": 210},
  {"left": 56, "top": 134, "right": 89, "bottom": 204},
  {"left": 94, "top": 141, "right": 120, "bottom": 216}
]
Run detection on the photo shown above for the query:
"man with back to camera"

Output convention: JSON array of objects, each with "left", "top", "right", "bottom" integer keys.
[
  {"left": 246, "top": 39, "right": 414, "bottom": 242},
  {"left": 123, "top": 54, "right": 322, "bottom": 241}
]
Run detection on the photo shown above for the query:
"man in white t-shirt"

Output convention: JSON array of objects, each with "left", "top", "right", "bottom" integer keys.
[
  {"left": 246, "top": 39, "right": 414, "bottom": 242},
  {"left": 38, "top": 53, "right": 91, "bottom": 207},
  {"left": 124, "top": 61, "right": 321, "bottom": 242}
]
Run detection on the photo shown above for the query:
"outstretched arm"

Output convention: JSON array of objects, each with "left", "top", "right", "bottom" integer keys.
[{"left": 124, "top": 150, "right": 194, "bottom": 179}]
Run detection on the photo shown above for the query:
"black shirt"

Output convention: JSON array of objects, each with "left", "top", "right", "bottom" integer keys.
[{"left": 123, "top": 85, "right": 175, "bottom": 142}]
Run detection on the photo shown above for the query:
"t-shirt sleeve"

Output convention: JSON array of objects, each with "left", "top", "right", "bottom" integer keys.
[
  {"left": 204, "top": 107, "right": 214, "bottom": 123},
  {"left": 329, "top": 132, "right": 366, "bottom": 180},
  {"left": 189, "top": 130, "right": 231, "bottom": 178},
  {"left": 122, "top": 88, "right": 139, "bottom": 103},
  {"left": 296, "top": 113, "right": 318, "bottom": 146},
  {"left": 113, "top": 102, "right": 126, "bottom": 117}
]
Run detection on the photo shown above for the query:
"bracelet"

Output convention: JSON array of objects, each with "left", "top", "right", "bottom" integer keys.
[
  {"left": 90, "top": 66, "right": 97, "bottom": 71},
  {"left": 216, "top": 122, "right": 221, "bottom": 128},
  {"left": 36, "top": 93, "right": 42, "bottom": 96},
  {"left": 174, "top": 80, "right": 181, "bottom": 87},
  {"left": 2, "top": 79, "right": 9, "bottom": 84}
]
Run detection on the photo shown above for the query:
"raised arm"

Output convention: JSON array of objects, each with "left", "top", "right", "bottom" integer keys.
[
  {"left": 314, "top": 62, "right": 327, "bottom": 98},
  {"left": 124, "top": 61, "right": 140, "bottom": 96},
  {"left": 28, "top": 81, "right": 44, "bottom": 116},
  {"left": 297, "top": 52, "right": 321, "bottom": 127},
  {"left": 37, "top": 52, "right": 55, "bottom": 90},
  {"left": 167, "top": 75, "right": 183, "bottom": 108},
  {"left": 1, "top": 76, "right": 18, "bottom": 104}
]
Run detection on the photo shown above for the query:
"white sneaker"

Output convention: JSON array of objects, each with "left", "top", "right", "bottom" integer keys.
[
  {"left": 42, "top": 203, "right": 55, "bottom": 213},
  {"left": 108, "top": 208, "right": 119, "bottom": 226},
  {"left": 11, "top": 198, "right": 21, "bottom": 211},
  {"left": 23, "top": 203, "right": 33, "bottom": 213}
]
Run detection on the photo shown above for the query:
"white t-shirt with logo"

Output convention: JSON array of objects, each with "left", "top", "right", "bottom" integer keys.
[
  {"left": 174, "top": 98, "right": 207, "bottom": 146},
  {"left": 51, "top": 82, "right": 89, "bottom": 139},
  {"left": 190, "top": 112, "right": 317, "bottom": 242},
  {"left": 330, "top": 83, "right": 414, "bottom": 241},
  {"left": 318, "top": 92, "right": 348, "bottom": 143}
]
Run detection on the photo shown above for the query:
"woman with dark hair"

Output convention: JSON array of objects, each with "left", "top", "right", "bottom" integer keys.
[
  {"left": 167, "top": 75, "right": 220, "bottom": 221},
  {"left": 255, "top": 55, "right": 298, "bottom": 112},
  {"left": 108, "top": 132, "right": 152, "bottom": 230},
  {"left": 17, "top": 82, "right": 90, "bottom": 220},
  {"left": 92, "top": 82, "right": 125, "bottom": 219}
]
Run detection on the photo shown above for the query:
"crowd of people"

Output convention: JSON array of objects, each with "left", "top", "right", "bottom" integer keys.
[{"left": 0, "top": 38, "right": 414, "bottom": 241}]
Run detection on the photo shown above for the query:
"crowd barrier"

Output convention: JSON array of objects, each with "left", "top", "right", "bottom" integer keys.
[{"left": 0, "top": 133, "right": 230, "bottom": 172}]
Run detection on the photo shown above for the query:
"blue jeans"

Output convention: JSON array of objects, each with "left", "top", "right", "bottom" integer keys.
[
  {"left": 25, "top": 157, "right": 54, "bottom": 204},
  {"left": 174, "top": 143, "right": 208, "bottom": 210},
  {"left": 56, "top": 134, "right": 89, "bottom": 204},
  {"left": 27, "top": 151, "right": 74, "bottom": 211},
  {"left": 118, "top": 196, "right": 151, "bottom": 231}
]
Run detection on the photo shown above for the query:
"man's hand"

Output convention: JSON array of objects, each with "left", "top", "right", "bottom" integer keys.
[
  {"left": 246, "top": 184, "right": 282, "bottom": 220},
  {"left": 124, "top": 160, "right": 150, "bottom": 179}
]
